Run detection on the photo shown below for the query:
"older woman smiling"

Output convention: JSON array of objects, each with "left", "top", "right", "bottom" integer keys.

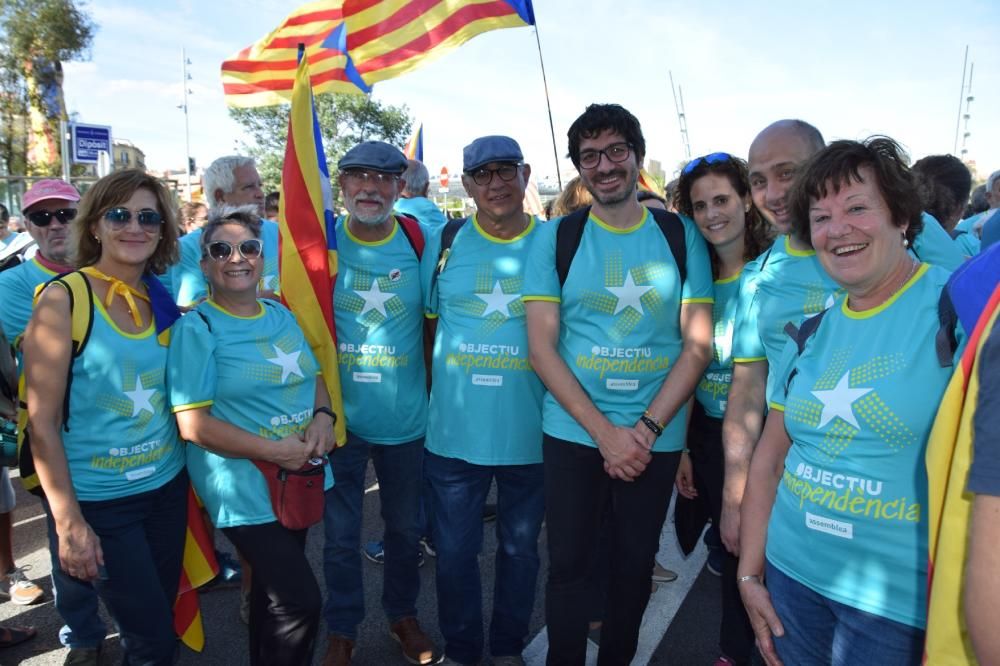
[{"left": 736, "top": 138, "right": 958, "bottom": 666}]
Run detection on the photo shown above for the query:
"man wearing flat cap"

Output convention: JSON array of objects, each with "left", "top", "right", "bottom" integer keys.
[
  {"left": 322, "top": 140, "right": 439, "bottom": 666},
  {"left": 419, "top": 135, "right": 545, "bottom": 666}
]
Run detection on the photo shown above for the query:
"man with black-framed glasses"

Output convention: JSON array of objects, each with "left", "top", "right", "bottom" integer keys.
[
  {"left": 322, "top": 140, "right": 440, "bottom": 666},
  {"left": 0, "top": 179, "right": 110, "bottom": 661}
]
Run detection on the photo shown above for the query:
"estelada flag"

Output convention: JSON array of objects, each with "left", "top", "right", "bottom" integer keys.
[
  {"left": 222, "top": 0, "right": 535, "bottom": 107},
  {"left": 404, "top": 123, "right": 423, "bottom": 162},
  {"left": 278, "top": 51, "right": 348, "bottom": 446},
  {"left": 173, "top": 490, "right": 219, "bottom": 651}
]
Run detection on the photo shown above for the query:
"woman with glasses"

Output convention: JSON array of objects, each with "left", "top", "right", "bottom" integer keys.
[
  {"left": 674, "top": 153, "right": 771, "bottom": 666},
  {"left": 168, "top": 205, "right": 335, "bottom": 665},
  {"left": 738, "top": 138, "right": 958, "bottom": 666},
  {"left": 22, "top": 169, "right": 187, "bottom": 664}
]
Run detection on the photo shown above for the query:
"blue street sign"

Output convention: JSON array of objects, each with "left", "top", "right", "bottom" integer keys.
[{"left": 71, "top": 123, "right": 112, "bottom": 164}]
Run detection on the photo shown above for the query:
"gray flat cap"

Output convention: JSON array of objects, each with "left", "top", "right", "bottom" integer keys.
[
  {"left": 338, "top": 141, "right": 408, "bottom": 173},
  {"left": 463, "top": 136, "right": 523, "bottom": 172}
]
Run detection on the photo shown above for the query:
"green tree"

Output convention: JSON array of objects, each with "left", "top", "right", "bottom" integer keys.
[
  {"left": 0, "top": 0, "right": 95, "bottom": 175},
  {"left": 229, "top": 94, "right": 412, "bottom": 195}
]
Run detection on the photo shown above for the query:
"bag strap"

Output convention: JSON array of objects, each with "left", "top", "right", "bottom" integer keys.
[
  {"left": 782, "top": 308, "right": 829, "bottom": 393},
  {"left": 648, "top": 208, "right": 688, "bottom": 287},
  {"left": 395, "top": 214, "right": 425, "bottom": 260},
  {"left": 936, "top": 285, "right": 959, "bottom": 369}
]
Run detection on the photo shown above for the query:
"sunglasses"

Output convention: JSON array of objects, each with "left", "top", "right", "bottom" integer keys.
[
  {"left": 204, "top": 239, "right": 263, "bottom": 262},
  {"left": 103, "top": 207, "right": 163, "bottom": 231},
  {"left": 27, "top": 208, "right": 77, "bottom": 227},
  {"left": 682, "top": 152, "right": 732, "bottom": 175}
]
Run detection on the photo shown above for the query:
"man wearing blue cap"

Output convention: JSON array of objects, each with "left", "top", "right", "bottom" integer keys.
[
  {"left": 322, "top": 140, "right": 439, "bottom": 666},
  {"left": 419, "top": 135, "right": 545, "bottom": 666}
]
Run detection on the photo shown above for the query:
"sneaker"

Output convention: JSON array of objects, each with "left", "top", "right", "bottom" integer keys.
[
  {"left": 706, "top": 547, "right": 724, "bottom": 577},
  {"left": 363, "top": 541, "right": 425, "bottom": 567},
  {"left": 389, "top": 617, "right": 440, "bottom": 665},
  {"left": 482, "top": 503, "right": 497, "bottom": 522},
  {"left": 419, "top": 536, "right": 437, "bottom": 558},
  {"left": 651, "top": 562, "right": 678, "bottom": 583},
  {"left": 322, "top": 634, "right": 355, "bottom": 666},
  {"left": 64, "top": 646, "right": 100, "bottom": 665},
  {"left": 204, "top": 550, "right": 242, "bottom": 590},
  {"left": 1, "top": 566, "right": 44, "bottom": 606}
]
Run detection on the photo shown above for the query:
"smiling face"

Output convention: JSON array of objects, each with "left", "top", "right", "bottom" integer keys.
[
  {"left": 809, "top": 165, "right": 908, "bottom": 298},
  {"left": 200, "top": 222, "right": 263, "bottom": 299},
  {"left": 461, "top": 161, "right": 530, "bottom": 225},
  {"left": 748, "top": 126, "right": 818, "bottom": 234},
  {"left": 338, "top": 169, "right": 400, "bottom": 226},
  {"left": 689, "top": 172, "right": 748, "bottom": 252},
  {"left": 91, "top": 188, "right": 162, "bottom": 269},
  {"left": 577, "top": 129, "right": 639, "bottom": 207}
]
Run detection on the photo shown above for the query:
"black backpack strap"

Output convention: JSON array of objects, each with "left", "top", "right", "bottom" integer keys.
[
  {"left": 429, "top": 217, "right": 467, "bottom": 306},
  {"left": 648, "top": 208, "right": 687, "bottom": 286},
  {"left": 936, "top": 285, "right": 958, "bottom": 368},
  {"left": 949, "top": 228, "right": 967, "bottom": 240},
  {"left": 555, "top": 207, "right": 591, "bottom": 287},
  {"left": 782, "top": 309, "right": 829, "bottom": 392}
]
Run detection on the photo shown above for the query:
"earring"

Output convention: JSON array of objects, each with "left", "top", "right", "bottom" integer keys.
[
  {"left": 94, "top": 236, "right": 101, "bottom": 244},
  {"left": 902, "top": 233, "right": 909, "bottom": 248}
]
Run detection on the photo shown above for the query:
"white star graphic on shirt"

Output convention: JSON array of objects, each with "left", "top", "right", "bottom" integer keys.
[
  {"left": 267, "top": 346, "right": 304, "bottom": 384},
  {"left": 811, "top": 371, "right": 873, "bottom": 429},
  {"left": 476, "top": 281, "right": 520, "bottom": 318},
  {"left": 124, "top": 376, "right": 156, "bottom": 418},
  {"left": 354, "top": 278, "right": 394, "bottom": 317},
  {"left": 606, "top": 272, "right": 655, "bottom": 316}
]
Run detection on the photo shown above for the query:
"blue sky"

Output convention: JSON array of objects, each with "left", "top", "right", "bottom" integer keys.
[{"left": 62, "top": 0, "right": 1000, "bottom": 182}]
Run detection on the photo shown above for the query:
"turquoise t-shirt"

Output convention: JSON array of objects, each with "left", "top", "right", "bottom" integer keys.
[
  {"left": 766, "top": 264, "right": 952, "bottom": 628},
  {"left": 168, "top": 299, "right": 331, "bottom": 529},
  {"left": 696, "top": 272, "right": 742, "bottom": 419},
  {"left": 0, "top": 232, "right": 21, "bottom": 251},
  {"left": 421, "top": 214, "right": 544, "bottom": 465},
  {"left": 59, "top": 290, "right": 185, "bottom": 501},
  {"left": 0, "top": 257, "right": 59, "bottom": 342},
  {"left": 523, "top": 209, "right": 714, "bottom": 452},
  {"left": 732, "top": 236, "right": 842, "bottom": 402},
  {"left": 395, "top": 197, "right": 447, "bottom": 228},
  {"left": 166, "top": 220, "right": 281, "bottom": 306},
  {"left": 912, "top": 211, "right": 964, "bottom": 271},
  {"left": 334, "top": 217, "right": 427, "bottom": 444},
  {"left": 954, "top": 230, "right": 980, "bottom": 258}
]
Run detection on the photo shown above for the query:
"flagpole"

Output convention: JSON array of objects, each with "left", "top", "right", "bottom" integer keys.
[{"left": 533, "top": 26, "right": 562, "bottom": 191}]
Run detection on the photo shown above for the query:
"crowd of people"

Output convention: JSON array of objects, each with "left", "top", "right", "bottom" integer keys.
[{"left": 0, "top": 100, "right": 997, "bottom": 666}]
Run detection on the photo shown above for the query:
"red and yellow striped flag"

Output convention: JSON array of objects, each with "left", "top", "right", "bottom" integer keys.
[
  {"left": 278, "top": 52, "right": 348, "bottom": 446},
  {"left": 173, "top": 490, "right": 219, "bottom": 651},
  {"left": 222, "top": 0, "right": 535, "bottom": 107}
]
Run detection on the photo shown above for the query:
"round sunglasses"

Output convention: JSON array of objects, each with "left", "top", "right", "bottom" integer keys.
[
  {"left": 103, "top": 207, "right": 164, "bottom": 231},
  {"left": 203, "top": 239, "right": 263, "bottom": 261}
]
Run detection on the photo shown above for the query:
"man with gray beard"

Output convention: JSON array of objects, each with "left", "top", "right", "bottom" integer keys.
[{"left": 322, "top": 141, "right": 438, "bottom": 666}]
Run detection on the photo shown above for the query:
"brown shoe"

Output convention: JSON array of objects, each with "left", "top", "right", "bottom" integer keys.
[
  {"left": 389, "top": 617, "right": 441, "bottom": 665},
  {"left": 322, "top": 635, "right": 355, "bottom": 666}
]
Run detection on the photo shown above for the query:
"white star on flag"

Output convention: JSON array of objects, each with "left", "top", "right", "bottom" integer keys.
[
  {"left": 267, "top": 346, "right": 304, "bottom": 384},
  {"left": 355, "top": 278, "right": 394, "bottom": 317},
  {"left": 811, "top": 371, "right": 873, "bottom": 429},
  {"left": 124, "top": 376, "right": 156, "bottom": 417},
  {"left": 606, "top": 272, "right": 655, "bottom": 316},
  {"left": 476, "top": 281, "right": 521, "bottom": 318}
]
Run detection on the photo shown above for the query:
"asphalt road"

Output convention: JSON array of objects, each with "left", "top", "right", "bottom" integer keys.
[{"left": 0, "top": 464, "right": 721, "bottom": 665}]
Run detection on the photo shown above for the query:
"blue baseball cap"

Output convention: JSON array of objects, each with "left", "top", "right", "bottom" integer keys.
[
  {"left": 338, "top": 141, "right": 408, "bottom": 174},
  {"left": 462, "top": 136, "right": 523, "bottom": 172}
]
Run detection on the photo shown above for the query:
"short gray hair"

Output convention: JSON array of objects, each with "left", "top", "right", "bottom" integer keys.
[
  {"left": 988, "top": 170, "right": 1000, "bottom": 192},
  {"left": 400, "top": 159, "right": 429, "bottom": 196},
  {"left": 203, "top": 156, "right": 256, "bottom": 210},
  {"left": 200, "top": 204, "right": 263, "bottom": 251}
]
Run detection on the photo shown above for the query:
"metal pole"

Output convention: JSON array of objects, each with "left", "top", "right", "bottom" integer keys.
[
  {"left": 60, "top": 119, "right": 71, "bottom": 182},
  {"left": 953, "top": 45, "right": 968, "bottom": 155},
  {"left": 533, "top": 26, "right": 562, "bottom": 190},
  {"left": 182, "top": 48, "right": 192, "bottom": 198}
]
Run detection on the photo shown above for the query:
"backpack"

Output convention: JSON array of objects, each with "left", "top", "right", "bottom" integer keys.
[
  {"left": 555, "top": 206, "right": 687, "bottom": 287},
  {"left": 429, "top": 216, "right": 469, "bottom": 298},
  {"left": 17, "top": 271, "right": 95, "bottom": 495},
  {"left": 395, "top": 214, "right": 425, "bottom": 259}
]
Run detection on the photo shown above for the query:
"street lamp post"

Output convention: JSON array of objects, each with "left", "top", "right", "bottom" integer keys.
[{"left": 179, "top": 48, "right": 193, "bottom": 199}]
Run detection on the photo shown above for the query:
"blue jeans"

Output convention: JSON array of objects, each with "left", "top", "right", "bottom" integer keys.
[
  {"left": 766, "top": 561, "right": 924, "bottom": 666},
  {"left": 76, "top": 471, "right": 188, "bottom": 665},
  {"left": 322, "top": 433, "right": 424, "bottom": 638},
  {"left": 425, "top": 451, "right": 545, "bottom": 663},
  {"left": 42, "top": 496, "right": 107, "bottom": 649}
]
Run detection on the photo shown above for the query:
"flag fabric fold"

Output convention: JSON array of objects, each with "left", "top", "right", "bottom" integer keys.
[
  {"left": 403, "top": 123, "right": 423, "bottom": 161},
  {"left": 223, "top": 0, "right": 535, "bottom": 107},
  {"left": 278, "top": 53, "right": 348, "bottom": 446},
  {"left": 173, "top": 489, "right": 219, "bottom": 651}
]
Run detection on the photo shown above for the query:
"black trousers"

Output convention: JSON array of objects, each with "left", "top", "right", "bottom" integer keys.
[
  {"left": 687, "top": 404, "right": 755, "bottom": 665},
  {"left": 543, "top": 434, "right": 680, "bottom": 666},
  {"left": 223, "top": 521, "right": 322, "bottom": 666}
]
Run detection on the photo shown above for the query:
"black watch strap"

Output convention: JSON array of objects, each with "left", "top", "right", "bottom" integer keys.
[{"left": 314, "top": 406, "right": 337, "bottom": 424}]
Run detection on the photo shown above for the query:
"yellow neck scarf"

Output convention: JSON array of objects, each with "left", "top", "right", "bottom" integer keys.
[{"left": 81, "top": 266, "right": 150, "bottom": 328}]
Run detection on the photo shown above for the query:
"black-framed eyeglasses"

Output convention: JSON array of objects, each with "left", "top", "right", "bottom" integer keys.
[
  {"left": 103, "top": 207, "right": 163, "bottom": 231},
  {"left": 204, "top": 239, "right": 263, "bottom": 262},
  {"left": 578, "top": 143, "right": 633, "bottom": 170},
  {"left": 682, "top": 152, "right": 732, "bottom": 175},
  {"left": 469, "top": 163, "right": 521, "bottom": 187},
  {"left": 340, "top": 169, "right": 399, "bottom": 187},
  {"left": 27, "top": 208, "right": 77, "bottom": 227}
]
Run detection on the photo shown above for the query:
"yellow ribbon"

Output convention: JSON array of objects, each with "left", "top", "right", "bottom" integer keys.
[{"left": 81, "top": 266, "right": 150, "bottom": 328}]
